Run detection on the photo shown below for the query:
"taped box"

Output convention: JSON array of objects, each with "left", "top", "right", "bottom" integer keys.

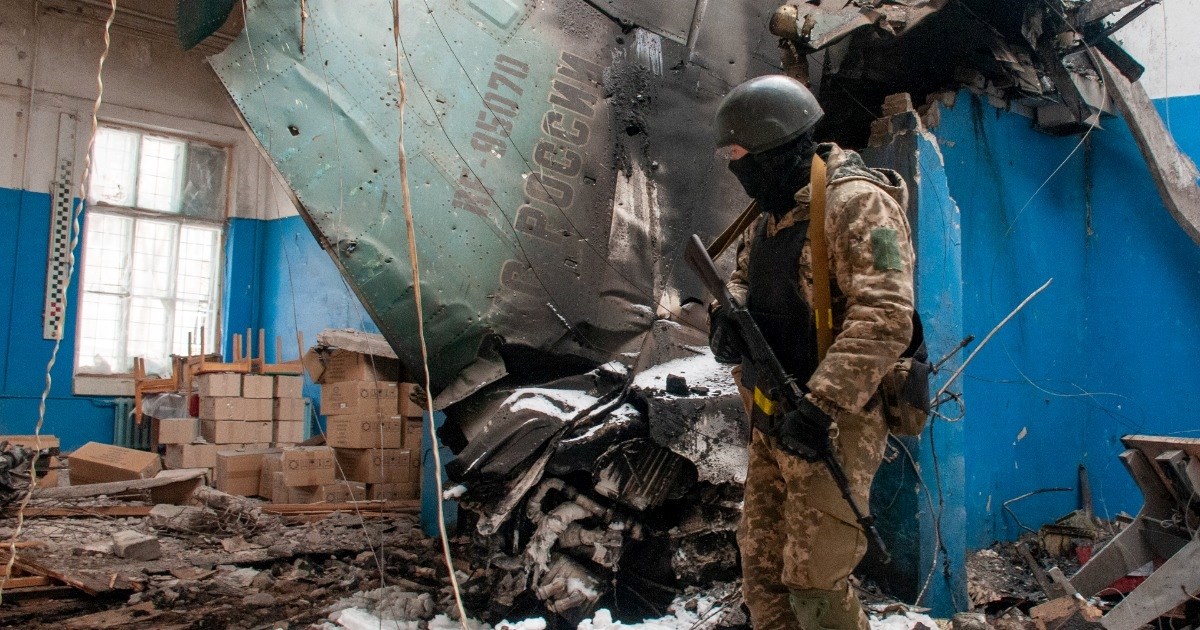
[
  {"left": 69, "top": 442, "right": 162, "bottom": 485},
  {"left": 200, "top": 397, "right": 273, "bottom": 422},
  {"left": 334, "top": 448, "right": 416, "bottom": 484},
  {"left": 404, "top": 418, "right": 423, "bottom": 451},
  {"left": 320, "top": 381, "right": 399, "bottom": 416},
  {"left": 197, "top": 373, "right": 241, "bottom": 397},
  {"left": 397, "top": 383, "right": 424, "bottom": 418},
  {"left": 215, "top": 448, "right": 277, "bottom": 497},
  {"left": 274, "top": 398, "right": 305, "bottom": 423},
  {"left": 326, "top": 415, "right": 403, "bottom": 449},
  {"left": 153, "top": 417, "right": 198, "bottom": 446},
  {"left": 304, "top": 349, "right": 400, "bottom": 385},
  {"left": 279, "top": 446, "right": 335, "bottom": 487},
  {"left": 366, "top": 482, "right": 420, "bottom": 501},
  {"left": 316, "top": 481, "right": 366, "bottom": 503},
  {"left": 268, "top": 473, "right": 316, "bottom": 503},
  {"left": 163, "top": 443, "right": 220, "bottom": 469},
  {"left": 274, "top": 375, "right": 304, "bottom": 399},
  {"left": 273, "top": 421, "right": 305, "bottom": 445},
  {"left": 202, "top": 420, "right": 273, "bottom": 444},
  {"left": 242, "top": 374, "right": 275, "bottom": 399}
]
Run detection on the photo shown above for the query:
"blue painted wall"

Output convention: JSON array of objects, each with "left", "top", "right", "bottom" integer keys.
[
  {"left": 247, "top": 215, "right": 378, "bottom": 415},
  {"left": 0, "top": 188, "right": 115, "bottom": 446},
  {"left": 933, "top": 92, "right": 1200, "bottom": 547}
]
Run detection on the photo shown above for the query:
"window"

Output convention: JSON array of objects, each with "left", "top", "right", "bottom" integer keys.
[{"left": 76, "top": 126, "right": 228, "bottom": 378}]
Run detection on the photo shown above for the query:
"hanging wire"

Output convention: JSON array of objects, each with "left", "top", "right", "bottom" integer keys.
[
  {"left": 1, "top": 0, "right": 118, "bottom": 605},
  {"left": 391, "top": 1, "right": 469, "bottom": 626}
]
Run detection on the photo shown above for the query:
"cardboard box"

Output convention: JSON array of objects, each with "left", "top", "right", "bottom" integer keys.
[
  {"left": 267, "top": 472, "right": 325, "bottom": 503},
  {"left": 274, "top": 421, "right": 305, "bottom": 445},
  {"left": 334, "top": 448, "right": 414, "bottom": 484},
  {"left": 34, "top": 457, "right": 59, "bottom": 488},
  {"left": 320, "top": 381, "right": 399, "bottom": 416},
  {"left": 163, "top": 443, "right": 220, "bottom": 469},
  {"left": 325, "top": 415, "right": 403, "bottom": 449},
  {"left": 316, "top": 481, "right": 366, "bottom": 503},
  {"left": 366, "top": 482, "right": 420, "bottom": 501},
  {"left": 274, "top": 375, "right": 304, "bottom": 399},
  {"left": 68, "top": 442, "right": 162, "bottom": 485},
  {"left": 200, "top": 397, "right": 273, "bottom": 422},
  {"left": 260, "top": 453, "right": 282, "bottom": 499},
  {"left": 242, "top": 374, "right": 275, "bottom": 399},
  {"left": 201, "top": 420, "right": 273, "bottom": 444},
  {"left": 321, "top": 350, "right": 401, "bottom": 384},
  {"left": 153, "top": 418, "right": 199, "bottom": 446},
  {"left": 197, "top": 373, "right": 241, "bottom": 397},
  {"left": 403, "top": 418, "right": 423, "bottom": 451},
  {"left": 214, "top": 448, "right": 275, "bottom": 496},
  {"left": 279, "top": 446, "right": 336, "bottom": 487},
  {"left": 397, "top": 383, "right": 425, "bottom": 417},
  {"left": 198, "top": 397, "right": 237, "bottom": 421},
  {"left": 274, "top": 398, "right": 306, "bottom": 423}
]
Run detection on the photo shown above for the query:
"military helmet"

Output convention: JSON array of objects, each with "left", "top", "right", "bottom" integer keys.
[{"left": 715, "top": 75, "right": 824, "bottom": 154}]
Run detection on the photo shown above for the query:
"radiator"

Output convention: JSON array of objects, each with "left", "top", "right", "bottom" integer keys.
[{"left": 112, "top": 398, "right": 152, "bottom": 450}]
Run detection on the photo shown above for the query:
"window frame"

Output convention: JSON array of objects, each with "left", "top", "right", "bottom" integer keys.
[{"left": 73, "top": 122, "right": 233, "bottom": 394}]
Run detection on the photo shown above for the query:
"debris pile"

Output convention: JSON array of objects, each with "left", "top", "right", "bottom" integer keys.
[{"left": 441, "top": 321, "right": 750, "bottom": 623}]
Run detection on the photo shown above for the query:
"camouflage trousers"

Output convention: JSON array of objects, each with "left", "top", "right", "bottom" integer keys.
[{"left": 735, "top": 379, "right": 889, "bottom": 629}]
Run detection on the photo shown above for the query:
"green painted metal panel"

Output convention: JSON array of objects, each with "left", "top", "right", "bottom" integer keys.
[{"left": 211, "top": 0, "right": 782, "bottom": 396}]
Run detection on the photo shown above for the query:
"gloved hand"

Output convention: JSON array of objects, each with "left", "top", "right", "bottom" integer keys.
[
  {"left": 708, "top": 306, "right": 743, "bottom": 364},
  {"left": 777, "top": 396, "right": 835, "bottom": 461}
]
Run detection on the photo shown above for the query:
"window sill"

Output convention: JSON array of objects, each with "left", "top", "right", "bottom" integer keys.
[{"left": 73, "top": 374, "right": 135, "bottom": 397}]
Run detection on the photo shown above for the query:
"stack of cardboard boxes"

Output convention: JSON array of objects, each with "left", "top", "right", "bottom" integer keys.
[
  {"left": 315, "top": 349, "right": 423, "bottom": 501},
  {"left": 156, "top": 373, "right": 307, "bottom": 483}
]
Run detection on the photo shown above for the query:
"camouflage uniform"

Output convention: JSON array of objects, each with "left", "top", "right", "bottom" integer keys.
[{"left": 728, "top": 144, "right": 915, "bottom": 630}]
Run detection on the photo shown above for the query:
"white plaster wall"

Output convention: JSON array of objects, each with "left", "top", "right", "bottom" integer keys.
[
  {"left": 1112, "top": 0, "right": 1200, "bottom": 99},
  {"left": 0, "top": 0, "right": 298, "bottom": 219}
]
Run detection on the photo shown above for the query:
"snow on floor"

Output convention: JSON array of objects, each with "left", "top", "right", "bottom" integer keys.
[{"left": 325, "top": 599, "right": 939, "bottom": 630}]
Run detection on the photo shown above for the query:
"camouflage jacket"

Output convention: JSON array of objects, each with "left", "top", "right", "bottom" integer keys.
[{"left": 726, "top": 144, "right": 915, "bottom": 415}]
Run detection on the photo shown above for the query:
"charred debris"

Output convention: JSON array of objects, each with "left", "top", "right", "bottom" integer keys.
[
  {"left": 427, "top": 0, "right": 1192, "bottom": 624},
  {"left": 768, "top": 0, "right": 1153, "bottom": 146}
]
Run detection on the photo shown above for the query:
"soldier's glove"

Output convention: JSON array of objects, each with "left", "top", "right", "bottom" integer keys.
[
  {"left": 708, "top": 306, "right": 743, "bottom": 364},
  {"left": 777, "top": 397, "right": 835, "bottom": 462}
]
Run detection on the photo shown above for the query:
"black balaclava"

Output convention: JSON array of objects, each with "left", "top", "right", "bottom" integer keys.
[{"left": 727, "top": 131, "right": 817, "bottom": 218}]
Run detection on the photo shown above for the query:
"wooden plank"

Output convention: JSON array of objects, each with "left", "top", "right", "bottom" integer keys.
[
  {"left": 261, "top": 500, "right": 419, "bottom": 515},
  {"left": 31, "top": 469, "right": 205, "bottom": 501},
  {"left": 18, "top": 506, "right": 154, "bottom": 518},
  {"left": 0, "top": 550, "right": 104, "bottom": 595},
  {"left": 0, "top": 576, "right": 51, "bottom": 589}
]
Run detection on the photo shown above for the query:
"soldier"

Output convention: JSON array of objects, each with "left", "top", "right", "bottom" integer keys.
[{"left": 708, "top": 75, "right": 916, "bottom": 629}]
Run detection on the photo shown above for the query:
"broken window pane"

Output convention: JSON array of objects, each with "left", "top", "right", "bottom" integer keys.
[
  {"left": 77, "top": 125, "right": 226, "bottom": 376},
  {"left": 179, "top": 143, "right": 228, "bottom": 220},
  {"left": 91, "top": 128, "right": 138, "bottom": 207}
]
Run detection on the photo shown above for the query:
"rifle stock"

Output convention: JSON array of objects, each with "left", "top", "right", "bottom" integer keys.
[{"left": 684, "top": 233, "right": 891, "bottom": 563}]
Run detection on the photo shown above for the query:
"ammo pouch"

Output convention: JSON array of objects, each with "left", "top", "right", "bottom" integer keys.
[{"left": 878, "top": 313, "right": 931, "bottom": 436}]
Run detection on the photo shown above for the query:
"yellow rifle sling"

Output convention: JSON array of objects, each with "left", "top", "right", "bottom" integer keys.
[{"left": 808, "top": 154, "right": 833, "bottom": 360}]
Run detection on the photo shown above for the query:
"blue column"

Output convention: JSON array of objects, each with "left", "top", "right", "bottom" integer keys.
[
  {"left": 421, "top": 410, "right": 459, "bottom": 537},
  {"left": 862, "top": 112, "right": 968, "bottom": 615}
]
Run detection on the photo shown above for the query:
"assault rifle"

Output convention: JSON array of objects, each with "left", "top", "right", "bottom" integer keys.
[{"left": 684, "top": 234, "right": 890, "bottom": 563}]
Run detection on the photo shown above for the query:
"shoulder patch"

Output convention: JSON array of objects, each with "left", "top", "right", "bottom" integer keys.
[{"left": 870, "top": 227, "right": 903, "bottom": 271}]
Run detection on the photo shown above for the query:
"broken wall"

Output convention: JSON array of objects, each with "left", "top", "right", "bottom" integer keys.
[{"left": 932, "top": 90, "right": 1200, "bottom": 548}]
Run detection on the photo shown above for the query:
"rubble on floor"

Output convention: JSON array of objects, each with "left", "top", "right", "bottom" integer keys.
[{"left": 0, "top": 495, "right": 439, "bottom": 629}]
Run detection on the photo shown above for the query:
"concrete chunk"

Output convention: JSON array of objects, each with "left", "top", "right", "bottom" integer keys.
[{"left": 112, "top": 530, "right": 162, "bottom": 561}]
